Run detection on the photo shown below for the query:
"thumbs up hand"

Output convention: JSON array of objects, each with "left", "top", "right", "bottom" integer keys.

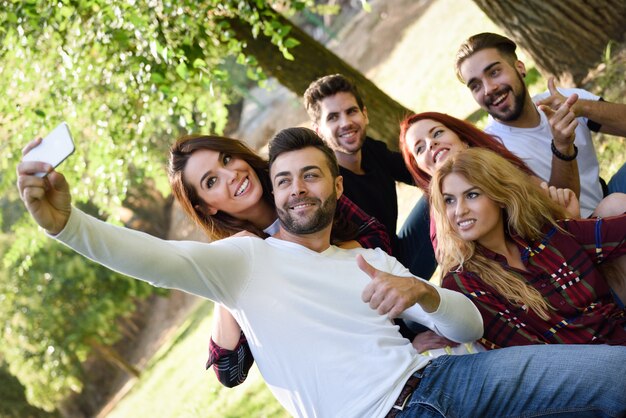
[{"left": 357, "top": 254, "right": 440, "bottom": 317}]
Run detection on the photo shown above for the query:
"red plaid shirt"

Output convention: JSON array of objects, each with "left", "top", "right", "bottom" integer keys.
[
  {"left": 443, "top": 215, "right": 626, "bottom": 349},
  {"left": 336, "top": 194, "right": 392, "bottom": 254},
  {"left": 206, "top": 195, "right": 391, "bottom": 387},
  {"left": 205, "top": 332, "right": 253, "bottom": 387}
]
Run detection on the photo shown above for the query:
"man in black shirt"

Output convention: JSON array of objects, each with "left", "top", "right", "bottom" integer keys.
[{"left": 303, "top": 74, "right": 436, "bottom": 281}]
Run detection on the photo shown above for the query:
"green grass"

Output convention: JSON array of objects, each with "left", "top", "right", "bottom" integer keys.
[{"left": 107, "top": 301, "right": 288, "bottom": 418}]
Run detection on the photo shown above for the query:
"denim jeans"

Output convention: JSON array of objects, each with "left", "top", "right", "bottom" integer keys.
[
  {"left": 397, "top": 196, "right": 437, "bottom": 280},
  {"left": 398, "top": 345, "right": 626, "bottom": 418},
  {"left": 608, "top": 162, "right": 626, "bottom": 195}
]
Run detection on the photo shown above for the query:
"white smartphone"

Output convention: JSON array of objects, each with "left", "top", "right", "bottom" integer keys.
[{"left": 22, "top": 122, "right": 75, "bottom": 177}]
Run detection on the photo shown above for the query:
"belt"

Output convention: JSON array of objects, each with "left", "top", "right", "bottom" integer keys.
[{"left": 384, "top": 367, "right": 427, "bottom": 418}]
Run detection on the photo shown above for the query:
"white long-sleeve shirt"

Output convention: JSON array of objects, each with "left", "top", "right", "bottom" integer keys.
[{"left": 54, "top": 207, "right": 482, "bottom": 418}]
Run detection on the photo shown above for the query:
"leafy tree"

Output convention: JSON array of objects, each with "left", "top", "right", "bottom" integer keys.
[
  {"left": 0, "top": 361, "right": 59, "bottom": 418},
  {"left": 0, "top": 0, "right": 399, "bottom": 411},
  {"left": 0, "top": 232, "right": 157, "bottom": 410}
]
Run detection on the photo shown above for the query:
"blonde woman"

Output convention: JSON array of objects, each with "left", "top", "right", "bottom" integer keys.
[{"left": 431, "top": 148, "right": 626, "bottom": 349}]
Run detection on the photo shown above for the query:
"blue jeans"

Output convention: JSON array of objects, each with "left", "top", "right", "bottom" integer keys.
[
  {"left": 397, "top": 196, "right": 437, "bottom": 280},
  {"left": 398, "top": 345, "right": 626, "bottom": 418},
  {"left": 608, "top": 162, "right": 626, "bottom": 194}
]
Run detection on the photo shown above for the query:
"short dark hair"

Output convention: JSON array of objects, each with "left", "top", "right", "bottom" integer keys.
[
  {"left": 303, "top": 74, "right": 365, "bottom": 123},
  {"left": 455, "top": 32, "right": 518, "bottom": 82},
  {"left": 268, "top": 127, "right": 340, "bottom": 178}
]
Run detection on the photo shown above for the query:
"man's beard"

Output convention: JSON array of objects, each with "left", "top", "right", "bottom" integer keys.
[
  {"left": 486, "top": 73, "right": 528, "bottom": 122},
  {"left": 277, "top": 192, "right": 337, "bottom": 234}
]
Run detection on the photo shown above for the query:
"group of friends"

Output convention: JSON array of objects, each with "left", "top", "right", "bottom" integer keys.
[{"left": 17, "top": 32, "right": 626, "bottom": 417}]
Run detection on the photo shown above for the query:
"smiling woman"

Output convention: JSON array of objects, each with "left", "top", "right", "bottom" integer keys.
[
  {"left": 183, "top": 148, "right": 272, "bottom": 223},
  {"left": 399, "top": 112, "right": 534, "bottom": 192},
  {"left": 402, "top": 118, "right": 469, "bottom": 177},
  {"left": 430, "top": 148, "right": 626, "bottom": 349},
  {"left": 169, "top": 135, "right": 275, "bottom": 239},
  {"left": 440, "top": 172, "right": 505, "bottom": 248}
]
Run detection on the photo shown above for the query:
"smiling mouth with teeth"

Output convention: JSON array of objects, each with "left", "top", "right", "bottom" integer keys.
[
  {"left": 433, "top": 148, "right": 449, "bottom": 164},
  {"left": 291, "top": 203, "right": 314, "bottom": 210},
  {"left": 457, "top": 219, "right": 476, "bottom": 229},
  {"left": 489, "top": 90, "right": 509, "bottom": 106},
  {"left": 339, "top": 130, "right": 357, "bottom": 139},
  {"left": 288, "top": 199, "right": 318, "bottom": 211},
  {"left": 235, "top": 177, "right": 249, "bottom": 196}
]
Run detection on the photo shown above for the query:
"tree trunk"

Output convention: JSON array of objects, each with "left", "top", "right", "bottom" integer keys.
[
  {"left": 87, "top": 339, "right": 141, "bottom": 378},
  {"left": 224, "top": 13, "right": 413, "bottom": 149},
  {"left": 473, "top": 0, "right": 626, "bottom": 86}
]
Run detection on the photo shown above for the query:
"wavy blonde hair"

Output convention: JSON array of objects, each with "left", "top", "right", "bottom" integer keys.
[{"left": 430, "top": 148, "right": 568, "bottom": 319}]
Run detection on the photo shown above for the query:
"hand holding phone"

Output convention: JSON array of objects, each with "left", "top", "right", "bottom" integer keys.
[{"left": 22, "top": 122, "right": 75, "bottom": 177}]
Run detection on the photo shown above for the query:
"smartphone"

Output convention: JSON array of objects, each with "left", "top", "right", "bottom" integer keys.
[{"left": 22, "top": 122, "right": 75, "bottom": 177}]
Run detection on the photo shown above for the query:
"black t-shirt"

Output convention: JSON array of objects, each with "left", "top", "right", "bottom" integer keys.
[{"left": 339, "top": 137, "right": 414, "bottom": 250}]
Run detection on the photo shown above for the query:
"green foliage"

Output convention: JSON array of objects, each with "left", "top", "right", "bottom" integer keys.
[
  {"left": 0, "top": 234, "right": 157, "bottom": 410},
  {"left": 524, "top": 67, "right": 542, "bottom": 90},
  {"left": 0, "top": 0, "right": 337, "bottom": 412},
  {"left": 0, "top": 0, "right": 328, "bottom": 232},
  {"left": 0, "top": 361, "right": 59, "bottom": 418}
]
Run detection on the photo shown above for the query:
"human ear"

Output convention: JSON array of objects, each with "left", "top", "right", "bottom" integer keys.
[
  {"left": 515, "top": 60, "right": 527, "bottom": 78},
  {"left": 335, "top": 175, "right": 344, "bottom": 199}
]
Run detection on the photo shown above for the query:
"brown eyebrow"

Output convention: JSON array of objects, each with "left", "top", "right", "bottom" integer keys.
[
  {"left": 463, "top": 186, "right": 480, "bottom": 194},
  {"left": 428, "top": 125, "right": 444, "bottom": 134},
  {"left": 273, "top": 165, "right": 322, "bottom": 181},
  {"left": 414, "top": 125, "right": 444, "bottom": 145},
  {"left": 466, "top": 61, "right": 500, "bottom": 88},
  {"left": 443, "top": 186, "right": 480, "bottom": 197}
]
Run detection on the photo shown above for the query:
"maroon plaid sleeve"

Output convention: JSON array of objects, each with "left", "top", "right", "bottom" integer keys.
[
  {"left": 557, "top": 215, "right": 626, "bottom": 264},
  {"left": 206, "top": 331, "right": 254, "bottom": 387},
  {"left": 442, "top": 271, "right": 545, "bottom": 349},
  {"left": 336, "top": 195, "right": 392, "bottom": 253}
]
